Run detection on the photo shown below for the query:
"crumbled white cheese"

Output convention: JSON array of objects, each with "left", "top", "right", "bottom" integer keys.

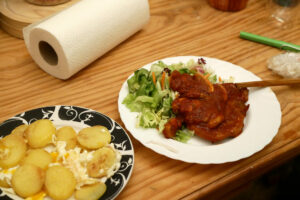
[{"left": 0, "top": 166, "right": 18, "bottom": 187}]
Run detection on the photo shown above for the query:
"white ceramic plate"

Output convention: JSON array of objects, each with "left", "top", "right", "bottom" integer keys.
[
  {"left": 0, "top": 105, "right": 134, "bottom": 200},
  {"left": 118, "top": 56, "right": 281, "bottom": 164}
]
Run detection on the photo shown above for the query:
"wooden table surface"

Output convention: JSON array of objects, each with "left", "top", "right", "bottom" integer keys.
[{"left": 1, "top": 0, "right": 300, "bottom": 199}]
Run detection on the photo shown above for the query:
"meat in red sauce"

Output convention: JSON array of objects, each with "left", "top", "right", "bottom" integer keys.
[{"left": 162, "top": 70, "right": 249, "bottom": 143}]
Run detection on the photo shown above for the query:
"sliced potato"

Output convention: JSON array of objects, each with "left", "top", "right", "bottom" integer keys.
[
  {"left": 0, "top": 178, "right": 10, "bottom": 188},
  {"left": 56, "top": 126, "right": 77, "bottom": 150},
  {"left": 11, "top": 124, "right": 28, "bottom": 138},
  {"left": 87, "top": 147, "right": 116, "bottom": 178},
  {"left": 25, "top": 119, "right": 56, "bottom": 148},
  {"left": 22, "top": 149, "right": 52, "bottom": 170},
  {"left": 11, "top": 164, "right": 45, "bottom": 198},
  {"left": 77, "top": 126, "right": 111, "bottom": 149},
  {"left": 45, "top": 165, "right": 76, "bottom": 200},
  {"left": 75, "top": 182, "right": 107, "bottom": 200},
  {"left": 0, "top": 134, "right": 27, "bottom": 169}
]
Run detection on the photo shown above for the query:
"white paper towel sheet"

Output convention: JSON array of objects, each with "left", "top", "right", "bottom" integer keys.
[{"left": 23, "top": 0, "right": 150, "bottom": 79}]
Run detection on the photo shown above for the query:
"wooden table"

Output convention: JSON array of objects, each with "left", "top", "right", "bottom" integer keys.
[{"left": 1, "top": 0, "right": 300, "bottom": 199}]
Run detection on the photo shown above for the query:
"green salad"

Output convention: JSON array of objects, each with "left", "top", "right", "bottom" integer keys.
[{"left": 122, "top": 59, "right": 219, "bottom": 143}]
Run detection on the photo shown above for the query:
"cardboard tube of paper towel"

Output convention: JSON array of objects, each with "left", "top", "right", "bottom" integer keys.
[{"left": 23, "top": 0, "right": 150, "bottom": 79}]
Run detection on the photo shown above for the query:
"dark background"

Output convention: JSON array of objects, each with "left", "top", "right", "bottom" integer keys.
[{"left": 231, "top": 155, "right": 300, "bottom": 200}]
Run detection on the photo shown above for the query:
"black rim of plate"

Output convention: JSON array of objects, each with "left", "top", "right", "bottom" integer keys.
[{"left": 0, "top": 105, "right": 134, "bottom": 200}]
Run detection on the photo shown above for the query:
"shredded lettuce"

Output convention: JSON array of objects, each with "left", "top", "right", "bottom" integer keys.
[
  {"left": 123, "top": 67, "right": 174, "bottom": 129},
  {"left": 208, "top": 74, "right": 217, "bottom": 83},
  {"left": 175, "top": 129, "right": 195, "bottom": 143}
]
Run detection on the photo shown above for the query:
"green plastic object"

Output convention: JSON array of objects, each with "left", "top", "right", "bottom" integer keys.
[{"left": 240, "top": 31, "right": 300, "bottom": 52}]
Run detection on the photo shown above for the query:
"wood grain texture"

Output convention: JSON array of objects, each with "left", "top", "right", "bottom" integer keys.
[
  {"left": 0, "top": 0, "right": 79, "bottom": 38},
  {"left": 0, "top": 0, "right": 300, "bottom": 199}
]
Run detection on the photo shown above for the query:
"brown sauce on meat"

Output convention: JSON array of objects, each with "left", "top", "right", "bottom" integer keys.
[{"left": 163, "top": 71, "right": 249, "bottom": 142}]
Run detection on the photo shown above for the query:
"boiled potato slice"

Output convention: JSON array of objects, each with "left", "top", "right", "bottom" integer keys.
[
  {"left": 56, "top": 126, "right": 77, "bottom": 150},
  {"left": 77, "top": 126, "right": 111, "bottom": 149},
  {"left": 11, "top": 124, "right": 28, "bottom": 138},
  {"left": 25, "top": 119, "right": 56, "bottom": 148},
  {"left": 75, "top": 182, "right": 107, "bottom": 200},
  {"left": 87, "top": 147, "right": 116, "bottom": 178},
  {"left": 22, "top": 149, "right": 52, "bottom": 170},
  {"left": 0, "top": 134, "right": 27, "bottom": 169},
  {"left": 45, "top": 165, "right": 76, "bottom": 200},
  {"left": 11, "top": 164, "right": 45, "bottom": 198},
  {"left": 0, "top": 178, "right": 10, "bottom": 188}
]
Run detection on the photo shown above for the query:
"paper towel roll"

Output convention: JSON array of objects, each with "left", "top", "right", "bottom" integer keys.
[{"left": 23, "top": 0, "right": 150, "bottom": 79}]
